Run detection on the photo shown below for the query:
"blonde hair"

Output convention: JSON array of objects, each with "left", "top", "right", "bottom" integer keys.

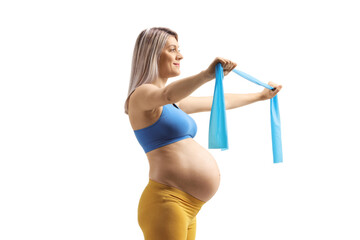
[{"left": 124, "top": 27, "right": 178, "bottom": 114}]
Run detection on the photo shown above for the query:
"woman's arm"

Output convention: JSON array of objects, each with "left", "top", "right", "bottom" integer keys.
[
  {"left": 131, "top": 71, "right": 209, "bottom": 112},
  {"left": 178, "top": 82, "right": 282, "bottom": 114},
  {"left": 178, "top": 93, "right": 262, "bottom": 114},
  {"left": 130, "top": 58, "right": 237, "bottom": 112}
]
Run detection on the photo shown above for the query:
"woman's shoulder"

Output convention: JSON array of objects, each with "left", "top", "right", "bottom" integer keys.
[
  {"left": 128, "top": 84, "right": 162, "bottom": 114},
  {"left": 134, "top": 83, "right": 160, "bottom": 93},
  {"left": 130, "top": 84, "right": 163, "bottom": 104}
]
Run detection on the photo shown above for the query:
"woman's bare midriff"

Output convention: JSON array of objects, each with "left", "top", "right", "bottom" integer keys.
[{"left": 146, "top": 138, "right": 221, "bottom": 202}]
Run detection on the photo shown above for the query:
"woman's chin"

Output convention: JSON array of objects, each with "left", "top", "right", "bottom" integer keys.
[{"left": 169, "top": 72, "right": 180, "bottom": 78}]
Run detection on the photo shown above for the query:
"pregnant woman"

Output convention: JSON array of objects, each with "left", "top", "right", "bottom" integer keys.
[{"left": 125, "top": 27, "right": 282, "bottom": 240}]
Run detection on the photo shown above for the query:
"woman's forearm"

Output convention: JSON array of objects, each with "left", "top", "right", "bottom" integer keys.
[
  {"left": 163, "top": 71, "right": 212, "bottom": 103},
  {"left": 225, "top": 93, "right": 263, "bottom": 110}
]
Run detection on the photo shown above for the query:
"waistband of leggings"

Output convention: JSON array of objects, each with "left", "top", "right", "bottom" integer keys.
[{"left": 148, "top": 179, "right": 206, "bottom": 208}]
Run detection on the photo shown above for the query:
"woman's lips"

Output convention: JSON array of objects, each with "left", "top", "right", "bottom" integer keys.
[{"left": 173, "top": 63, "right": 180, "bottom": 67}]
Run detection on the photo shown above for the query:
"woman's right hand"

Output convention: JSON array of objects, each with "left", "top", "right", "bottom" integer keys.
[{"left": 204, "top": 57, "right": 237, "bottom": 80}]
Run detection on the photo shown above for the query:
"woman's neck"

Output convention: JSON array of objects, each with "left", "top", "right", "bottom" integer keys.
[{"left": 152, "top": 76, "right": 168, "bottom": 88}]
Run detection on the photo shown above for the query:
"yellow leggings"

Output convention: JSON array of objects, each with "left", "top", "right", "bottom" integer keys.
[{"left": 138, "top": 179, "right": 206, "bottom": 240}]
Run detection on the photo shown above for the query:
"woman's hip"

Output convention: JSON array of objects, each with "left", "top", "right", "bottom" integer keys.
[{"left": 138, "top": 179, "right": 205, "bottom": 222}]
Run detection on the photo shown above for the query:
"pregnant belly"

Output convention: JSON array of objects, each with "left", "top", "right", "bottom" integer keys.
[{"left": 146, "top": 138, "right": 221, "bottom": 202}]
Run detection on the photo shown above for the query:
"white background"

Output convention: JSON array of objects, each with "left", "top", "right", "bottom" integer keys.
[{"left": 1, "top": 0, "right": 359, "bottom": 239}]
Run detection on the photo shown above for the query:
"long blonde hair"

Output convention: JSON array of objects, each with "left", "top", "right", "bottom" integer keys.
[{"left": 124, "top": 27, "right": 178, "bottom": 114}]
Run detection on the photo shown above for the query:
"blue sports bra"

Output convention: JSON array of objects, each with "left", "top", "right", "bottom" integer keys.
[{"left": 134, "top": 104, "right": 197, "bottom": 153}]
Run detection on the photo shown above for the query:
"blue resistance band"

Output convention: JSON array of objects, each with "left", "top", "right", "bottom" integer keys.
[
  {"left": 209, "top": 63, "right": 283, "bottom": 163},
  {"left": 209, "top": 63, "right": 228, "bottom": 150}
]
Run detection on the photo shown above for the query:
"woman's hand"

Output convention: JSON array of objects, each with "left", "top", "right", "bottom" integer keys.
[
  {"left": 204, "top": 57, "right": 237, "bottom": 80},
  {"left": 260, "top": 82, "right": 282, "bottom": 100}
]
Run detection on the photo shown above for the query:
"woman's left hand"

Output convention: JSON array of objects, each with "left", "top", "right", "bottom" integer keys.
[{"left": 260, "top": 82, "right": 282, "bottom": 100}]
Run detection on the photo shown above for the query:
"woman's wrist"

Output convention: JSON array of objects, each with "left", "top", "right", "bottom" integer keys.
[
  {"left": 258, "top": 92, "right": 266, "bottom": 101},
  {"left": 200, "top": 70, "right": 214, "bottom": 82}
]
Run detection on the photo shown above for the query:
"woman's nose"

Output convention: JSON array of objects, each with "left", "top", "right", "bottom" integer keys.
[{"left": 176, "top": 52, "right": 183, "bottom": 60}]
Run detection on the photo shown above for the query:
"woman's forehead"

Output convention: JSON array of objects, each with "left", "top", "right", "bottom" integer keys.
[{"left": 166, "top": 36, "right": 178, "bottom": 46}]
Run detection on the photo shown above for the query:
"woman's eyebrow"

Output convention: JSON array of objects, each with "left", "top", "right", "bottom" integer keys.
[{"left": 168, "top": 44, "right": 179, "bottom": 48}]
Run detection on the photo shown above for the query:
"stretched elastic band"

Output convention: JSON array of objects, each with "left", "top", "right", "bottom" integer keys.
[
  {"left": 209, "top": 63, "right": 283, "bottom": 163},
  {"left": 232, "top": 69, "right": 283, "bottom": 163}
]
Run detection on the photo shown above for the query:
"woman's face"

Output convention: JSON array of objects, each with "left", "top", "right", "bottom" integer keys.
[{"left": 158, "top": 36, "right": 183, "bottom": 79}]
